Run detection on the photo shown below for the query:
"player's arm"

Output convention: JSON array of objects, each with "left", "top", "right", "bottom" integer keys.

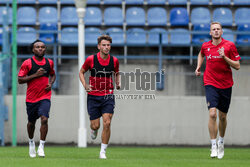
[
  {"left": 195, "top": 51, "right": 205, "bottom": 76},
  {"left": 115, "top": 72, "right": 120, "bottom": 90},
  {"left": 218, "top": 47, "right": 240, "bottom": 70},
  {"left": 79, "top": 68, "right": 92, "bottom": 92},
  {"left": 18, "top": 68, "right": 46, "bottom": 84},
  {"left": 45, "top": 73, "right": 56, "bottom": 91}
]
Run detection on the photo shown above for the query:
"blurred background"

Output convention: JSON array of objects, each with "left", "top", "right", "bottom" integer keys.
[{"left": 0, "top": 0, "right": 250, "bottom": 147}]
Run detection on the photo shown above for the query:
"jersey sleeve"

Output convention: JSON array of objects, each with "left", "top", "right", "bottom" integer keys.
[
  {"left": 114, "top": 57, "right": 119, "bottom": 73},
  {"left": 18, "top": 59, "right": 31, "bottom": 77},
  {"left": 230, "top": 43, "right": 241, "bottom": 61},
  {"left": 48, "top": 59, "right": 55, "bottom": 75},
  {"left": 81, "top": 55, "right": 93, "bottom": 72}
]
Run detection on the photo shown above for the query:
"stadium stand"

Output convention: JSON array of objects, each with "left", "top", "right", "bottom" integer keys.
[
  {"left": 61, "top": 7, "right": 78, "bottom": 25},
  {"left": 126, "top": 28, "right": 147, "bottom": 45},
  {"left": 222, "top": 28, "right": 234, "bottom": 42},
  {"left": 0, "top": 28, "right": 2, "bottom": 45},
  {"left": 147, "top": 7, "right": 167, "bottom": 26},
  {"left": 60, "top": 0, "right": 75, "bottom": 4},
  {"left": 147, "top": 0, "right": 166, "bottom": 5},
  {"left": 213, "top": 8, "right": 233, "bottom": 26},
  {"left": 212, "top": 0, "right": 231, "bottom": 5},
  {"left": 192, "top": 24, "right": 210, "bottom": 44},
  {"left": 60, "top": 27, "right": 78, "bottom": 45},
  {"left": 170, "top": 7, "right": 189, "bottom": 26},
  {"left": 236, "top": 24, "right": 250, "bottom": 44},
  {"left": 85, "top": 27, "right": 102, "bottom": 46},
  {"left": 0, "top": 0, "right": 11, "bottom": 4},
  {"left": 17, "top": 7, "right": 36, "bottom": 25},
  {"left": 104, "top": 7, "right": 123, "bottom": 26},
  {"left": 38, "top": 0, "right": 57, "bottom": 4},
  {"left": 39, "top": 7, "right": 58, "bottom": 24},
  {"left": 191, "top": 7, "right": 211, "bottom": 26},
  {"left": 169, "top": 0, "right": 187, "bottom": 5},
  {"left": 106, "top": 27, "right": 124, "bottom": 45},
  {"left": 17, "top": 27, "right": 37, "bottom": 44},
  {"left": 85, "top": 7, "right": 102, "bottom": 26},
  {"left": 39, "top": 23, "right": 57, "bottom": 44},
  {"left": 103, "top": 0, "right": 123, "bottom": 5},
  {"left": 148, "top": 28, "right": 168, "bottom": 45},
  {"left": 170, "top": 28, "right": 190, "bottom": 45},
  {"left": 234, "top": 0, "right": 250, "bottom": 5},
  {"left": 126, "top": 7, "right": 145, "bottom": 26},
  {"left": 125, "top": 0, "right": 144, "bottom": 5},
  {"left": 190, "top": 0, "right": 210, "bottom": 5},
  {"left": 17, "top": 0, "right": 36, "bottom": 4},
  {"left": 235, "top": 8, "right": 250, "bottom": 26}
]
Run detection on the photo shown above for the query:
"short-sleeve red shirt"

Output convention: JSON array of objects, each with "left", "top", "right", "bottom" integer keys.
[
  {"left": 18, "top": 56, "right": 55, "bottom": 103},
  {"left": 81, "top": 52, "right": 119, "bottom": 96},
  {"left": 201, "top": 38, "right": 241, "bottom": 89}
]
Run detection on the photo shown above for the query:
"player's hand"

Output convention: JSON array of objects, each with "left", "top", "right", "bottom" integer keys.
[
  {"left": 45, "top": 83, "right": 52, "bottom": 91},
  {"left": 85, "top": 85, "right": 93, "bottom": 92},
  {"left": 195, "top": 67, "right": 201, "bottom": 76},
  {"left": 116, "top": 83, "right": 121, "bottom": 90},
  {"left": 218, "top": 47, "right": 225, "bottom": 58},
  {"left": 36, "top": 68, "right": 46, "bottom": 77}
]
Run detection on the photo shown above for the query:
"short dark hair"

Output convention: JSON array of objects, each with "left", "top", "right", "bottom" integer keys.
[
  {"left": 97, "top": 35, "right": 112, "bottom": 44},
  {"left": 30, "top": 39, "right": 45, "bottom": 53}
]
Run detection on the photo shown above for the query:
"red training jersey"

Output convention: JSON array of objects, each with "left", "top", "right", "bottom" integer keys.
[
  {"left": 81, "top": 52, "right": 119, "bottom": 96},
  {"left": 201, "top": 38, "right": 241, "bottom": 89},
  {"left": 18, "top": 56, "right": 55, "bottom": 103}
]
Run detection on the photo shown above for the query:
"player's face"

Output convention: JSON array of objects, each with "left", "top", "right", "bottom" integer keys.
[
  {"left": 33, "top": 42, "right": 46, "bottom": 57},
  {"left": 210, "top": 24, "right": 223, "bottom": 40},
  {"left": 98, "top": 40, "right": 111, "bottom": 56}
]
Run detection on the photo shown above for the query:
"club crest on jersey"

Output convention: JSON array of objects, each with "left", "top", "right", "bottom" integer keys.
[{"left": 207, "top": 48, "right": 210, "bottom": 51}]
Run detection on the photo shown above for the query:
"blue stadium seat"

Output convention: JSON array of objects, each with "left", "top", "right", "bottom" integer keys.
[
  {"left": 0, "top": 28, "right": 2, "bottom": 45},
  {"left": 85, "top": 7, "right": 102, "bottom": 26},
  {"left": 213, "top": 8, "right": 233, "bottom": 26},
  {"left": 147, "top": 7, "right": 167, "bottom": 26},
  {"left": 126, "top": 7, "right": 145, "bottom": 26},
  {"left": 0, "top": 0, "right": 11, "bottom": 4},
  {"left": 39, "top": 7, "right": 58, "bottom": 24},
  {"left": 125, "top": 0, "right": 144, "bottom": 5},
  {"left": 106, "top": 27, "right": 124, "bottom": 45},
  {"left": 170, "top": 8, "right": 189, "bottom": 26},
  {"left": 192, "top": 24, "right": 210, "bottom": 44},
  {"left": 235, "top": 8, "right": 250, "bottom": 26},
  {"left": 61, "top": 0, "right": 75, "bottom": 4},
  {"left": 169, "top": 0, "right": 187, "bottom": 5},
  {"left": 234, "top": 0, "right": 250, "bottom": 5},
  {"left": 104, "top": 0, "right": 123, "bottom": 4},
  {"left": 126, "top": 28, "right": 146, "bottom": 45},
  {"left": 147, "top": 0, "right": 166, "bottom": 5},
  {"left": 61, "top": 7, "right": 78, "bottom": 25},
  {"left": 17, "top": 7, "right": 36, "bottom": 25},
  {"left": 87, "top": 0, "right": 101, "bottom": 4},
  {"left": 236, "top": 24, "right": 250, "bottom": 44},
  {"left": 39, "top": 23, "right": 57, "bottom": 44},
  {"left": 191, "top": 7, "right": 211, "bottom": 26},
  {"left": 212, "top": 0, "right": 231, "bottom": 5},
  {"left": 148, "top": 28, "right": 168, "bottom": 45},
  {"left": 85, "top": 27, "right": 102, "bottom": 46},
  {"left": 170, "top": 28, "right": 190, "bottom": 45},
  {"left": 17, "top": 27, "right": 37, "bottom": 44},
  {"left": 60, "top": 27, "right": 78, "bottom": 45},
  {"left": 17, "top": 0, "right": 36, "bottom": 4},
  {"left": 38, "top": 0, "right": 57, "bottom": 4},
  {"left": 104, "top": 7, "right": 123, "bottom": 26},
  {"left": 190, "top": 0, "right": 209, "bottom": 5},
  {"left": 0, "top": 7, "right": 12, "bottom": 25},
  {"left": 222, "top": 28, "right": 234, "bottom": 42}
]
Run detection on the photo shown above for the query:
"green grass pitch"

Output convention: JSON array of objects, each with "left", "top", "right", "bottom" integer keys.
[{"left": 0, "top": 146, "right": 250, "bottom": 167}]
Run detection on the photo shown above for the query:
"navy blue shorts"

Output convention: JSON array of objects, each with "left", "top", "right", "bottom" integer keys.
[
  {"left": 26, "top": 99, "right": 51, "bottom": 122},
  {"left": 87, "top": 94, "right": 115, "bottom": 120},
  {"left": 205, "top": 85, "right": 232, "bottom": 113}
]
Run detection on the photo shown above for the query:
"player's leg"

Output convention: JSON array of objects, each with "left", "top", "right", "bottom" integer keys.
[
  {"left": 26, "top": 102, "right": 39, "bottom": 158},
  {"left": 205, "top": 85, "right": 219, "bottom": 158},
  {"left": 37, "top": 100, "right": 51, "bottom": 157},
  {"left": 90, "top": 118, "right": 100, "bottom": 140}
]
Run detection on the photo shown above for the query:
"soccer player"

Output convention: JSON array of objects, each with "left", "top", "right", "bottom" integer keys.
[
  {"left": 195, "top": 22, "right": 240, "bottom": 159},
  {"left": 18, "top": 40, "right": 56, "bottom": 158},
  {"left": 79, "top": 35, "right": 120, "bottom": 159}
]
